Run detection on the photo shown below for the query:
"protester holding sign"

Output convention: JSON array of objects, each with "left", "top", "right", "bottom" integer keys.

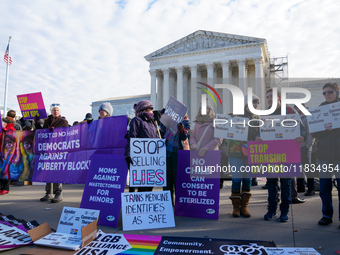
[
  {"left": 258, "top": 89, "right": 306, "bottom": 222},
  {"left": 124, "top": 100, "right": 160, "bottom": 192},
  {"left": 190, "top": 101, "right": 222, "bottom": 156},
  {"left": 227, "top": 94, "right": 260, "bottom": 218},
  {"left": 311, "top": 82, "right": 340, "bottom": 227},
  {"left": 35, "top": 103, "right": 69, "bottom": 203},
  {"left": 160, "top": 112, "right": 190, "bottom": 204}
]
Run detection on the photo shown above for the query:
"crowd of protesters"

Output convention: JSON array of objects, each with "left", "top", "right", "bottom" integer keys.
[{"left": 0, "top": 82, "right": 339, "bottom": 229}]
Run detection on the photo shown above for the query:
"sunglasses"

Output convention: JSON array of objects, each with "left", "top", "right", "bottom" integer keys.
[
  {"left": 51, "top": 103, "right": 60, "bottom": 107},
  {"left": 322, "top": 91, "right": 334, "bottom": 95}
]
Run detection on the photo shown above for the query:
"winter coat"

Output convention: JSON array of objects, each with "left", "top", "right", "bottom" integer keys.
[
  {"left": 2, "top": 117, "right": 22, "bottom": 130},
  {"left": 190, "top": 118, "right": 222, "bottom": 150},
  {"left": 124, "top": 114, "right": 160, "bottom": 158},
  {"left": 35, "top": 115, "right": 69, "bottom": 129},
  {"left": 311, "top": 98, "right": 340, "bottom": 160}
]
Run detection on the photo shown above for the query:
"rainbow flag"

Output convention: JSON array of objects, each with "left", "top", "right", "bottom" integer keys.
[{"left": 119, "top": 234, "right": 162, "bottom": 254}]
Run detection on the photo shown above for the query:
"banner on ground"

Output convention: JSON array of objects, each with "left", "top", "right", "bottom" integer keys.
[
  {"left": 260, "top": 114, "right": 300, "bottom": 140},
  {"left": 129, "top": 138, "right": 166, "bottom": 187},
  {"left": 121, "top": 190, "right": 175, "bottom": 231},
  {"left": 175, "top": 150, "right": 220, "bottom": 220},
  {"left": 248, "top": 140, "right": 301, "bottom": 177},
  {"left": 160, "top": 96, "right": 188, "bottom": 135},
  {"left": 214, "top": 114, "right": 249, "bottom": 141},
  {"left": 17, "top": 92, "right": 47, "bottom": 120},
  {"left": 80, "top": 154, "right": 127, "bottom": 228},
  {"left": 307, "top": 101, "right": 340, "bottom": 133},
  {"left": 77, "top": 232, "right": 277, "bottom": 255},
  {"left": 0, "top": 214, "right": 39, "bottom": 252}
]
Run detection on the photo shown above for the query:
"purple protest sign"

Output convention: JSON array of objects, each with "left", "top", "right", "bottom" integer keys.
[
  {"left": 80, "top": 154, "right": 127, "bottom": 228},
  {"left": 32, "top": 115, "right": 127, "bottom": 184},
  {"left": 248, "top": 140, "right": 301, "bottom": 178},
  {"left": 160, "top": 96, "right": 188, "bottom": 135},
  {"left": 17, "top": 92, "right": 47, "bottom": 120},
  {"left": 175, "top": 150, "right": 220, "bottom": 220}
]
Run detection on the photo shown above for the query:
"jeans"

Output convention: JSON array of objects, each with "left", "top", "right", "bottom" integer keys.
[
  {"left": 317, "top": 159, "right": 340, "bottom": 220},
  {"left": 229, "top": 157, "right": 251, "bottom": 194},
  {"left": 267, "top": 178, "right": 291, "bottom": 213}
]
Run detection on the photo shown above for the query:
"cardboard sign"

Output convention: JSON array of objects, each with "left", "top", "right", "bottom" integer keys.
[
  {"left": 175, "top": 150, "right": 220, "bottom": 220},
  {"left": 160, "top": 96, "right": 188, "bottom": 135},
  {"left": 307, "top": 101, "right": 340, "bottom": 133},
  {"left": 259, "top": 114, "right": 300, "bottom": 140},
  {"left": 129, "top": 138, "right": 166, "bottom": 187},
  {"left": 248, "top": 140, "right": 301, "bottom": 177},
  {"left": 121, "top": 191, "right": 175, "bottom": 231},
  {"left": 214, "top": 114, "right": 249, "bottom": 141},
  {"left": 17, "top": 92, "right": 47, "bottom": 120},
  {"left": 80, "top": 154, "right": 127, "bottom": 228},
  {"left": 33, "top": 207, "right": 99, "bottom": 250}
]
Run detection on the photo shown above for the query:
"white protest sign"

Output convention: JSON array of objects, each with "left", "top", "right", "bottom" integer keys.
[
  {"left": 130, "top": 138, "right": 166, "bottom": 187},
  {"left": 214, "top": 114, "right": 249, "bottom": 141},
  {"left": 160, "top": 96, "right": 188, "bottom": 135},
  {"left": 260, "top": 114, "right": 300, "bottom": 140},
  {"left": 121, "top": 191, "right": 175, "bottom": 231},
  {"left": 57, "top": 207, "right": 100, "bottom": 235},
  {"left": 74, "top": 230, "right": 132, "bottom": 255},
  {"left": 307, "top": 101, "right": 340, "bottom": 133}
]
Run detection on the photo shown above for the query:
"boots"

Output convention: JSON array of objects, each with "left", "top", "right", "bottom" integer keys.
[
  {"left": 51, "top": 192, "right": 63, "bottom": 203},
  {"left": 40, "top": 193, "right": 53, "bottom": 202},
  {"left": 229, "top": 195, "right": 242, "bottom": 217},
  {"left": 240, "top": 192, "right": 252, "bottom": 218}
]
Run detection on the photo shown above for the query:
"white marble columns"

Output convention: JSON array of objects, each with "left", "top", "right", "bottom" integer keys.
[
  {"left": 255, "top": 57, "right": 265, "bottom": 109},
  {"left": 222, "top": 61, "right": 231, "bottom": 115},
  {"left": 149, "top": 70, "right": 157, "bottom": 106},
  {"left": 162, "top": 68, "right": 170, "bottom": 105},
  {"left": 176, "top": 66, "right": 183, "bottom": 103},
  {"left": 149, "top": 56, "right": 266, "bottom": 116}
]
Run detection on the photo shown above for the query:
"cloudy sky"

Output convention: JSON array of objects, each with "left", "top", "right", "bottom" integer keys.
[{"left": 0, "top": 0, "right": 339, "bottom": 123}]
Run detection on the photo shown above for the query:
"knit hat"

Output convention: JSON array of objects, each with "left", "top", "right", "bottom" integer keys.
[
  {"left": 50, "top": 103, "right": 61, "bottom": 113},
  {"left": 133, "top": 100, "right": 153, "bottom": 114},
  {"left": 85, "top": 113, "right": 93, "bottom": 119},
  {"left": 244, "top": 93, "right": 260, "bottom": 107},
  {"left": 199, "top": 100, "right": 213, "bottom": 110},
  {"left": 99, "top": 102, "right": 113, "bottom": 116}
]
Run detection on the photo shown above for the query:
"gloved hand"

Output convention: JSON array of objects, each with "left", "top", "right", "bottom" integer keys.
[
  {"left": 125, "top": 156, "right": 133, "bottom": 166},
  {"left": 198, "top": 147, "right": 208, "bottom": 157},
  {"left": 177, "top": 123, "right": 184, "bottom": 133},
  {"left": 190, "top": 144, "right": 198, "bottom": 150},
  {"left": 49, "top": 126, "right": 54, "bottom": 132}
]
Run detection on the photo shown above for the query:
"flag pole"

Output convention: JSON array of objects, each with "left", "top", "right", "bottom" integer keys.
[{"left": 3, "top": 36, "right": 12, "bottom": 116}]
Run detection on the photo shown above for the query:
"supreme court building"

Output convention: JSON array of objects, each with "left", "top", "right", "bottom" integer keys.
[
  {"left": 144, "top": 30, "right": 270, "bottom": 119},
  {"left": 92, "top": 30, "right": 339, "bottom": 119}
]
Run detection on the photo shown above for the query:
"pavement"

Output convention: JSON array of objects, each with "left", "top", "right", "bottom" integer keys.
[{"left": 1, "top": 179, "right": 339, "bottom": 255}]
